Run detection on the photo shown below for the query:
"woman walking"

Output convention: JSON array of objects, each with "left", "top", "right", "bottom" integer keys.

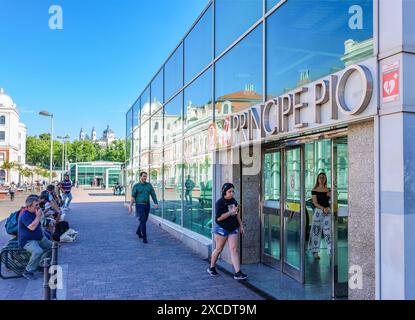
[
  {"left": 308, "top": 172, "right": 332, "bottom": 260},
  {"left": 207, "top": 183, "right": 247, "bottom": 280}
]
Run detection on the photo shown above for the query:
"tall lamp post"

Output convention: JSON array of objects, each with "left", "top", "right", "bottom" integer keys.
[
  {"left": 39, "top": 111, "right": 54, "bottom": 183},
  {"left": 57, "top": 135, "right": 69, "bottom": 180}
]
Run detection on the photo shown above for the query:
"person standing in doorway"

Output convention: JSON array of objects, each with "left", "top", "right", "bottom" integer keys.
[
  {"left": 308, "top": 172, "right": 332, "bottom": 260},
  {"left": 9, "top": 182, "right": 16, "bottom": 201},
  {"left": 207, "top": 183, "right": 247, "bottom": 280},
  {"left": 59, "top": 174, "right": 73, "bottom": 209},
  {"left": 128, "top": 172, "right": 158, "bottom": 244}
]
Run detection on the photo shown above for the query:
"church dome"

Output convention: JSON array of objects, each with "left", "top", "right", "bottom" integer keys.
[{"left": 0, "top": 88, "right": 15, "bottom": 108}]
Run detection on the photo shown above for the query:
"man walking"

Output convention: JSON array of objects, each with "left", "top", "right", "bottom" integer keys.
[
  {"left": 128, "top": 172, "right": 158, "bottom": 244},
  {"left": 18, "top": 195, "right": 52, "bottom": 280},
  {"left": 59, "top": 174, "right": 73, "bottom": 209}
]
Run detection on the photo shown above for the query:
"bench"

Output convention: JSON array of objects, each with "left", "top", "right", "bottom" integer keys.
[{"left": 0, "top": 238, "right": 31, "bottom": 279}]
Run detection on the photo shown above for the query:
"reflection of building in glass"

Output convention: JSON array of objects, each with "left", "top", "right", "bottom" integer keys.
[{"left": 341, "top": 38, "right": 374, "bottom": 66}]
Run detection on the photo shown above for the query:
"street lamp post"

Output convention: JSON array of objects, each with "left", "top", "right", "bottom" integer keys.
[
  {"left": 39, "top": 111, "right": 54, "bottom": 183},
  {"left": 57, "top": 135, "right": 69, "bottom": 180}
]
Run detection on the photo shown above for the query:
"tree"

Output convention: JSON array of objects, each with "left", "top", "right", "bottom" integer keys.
[{"left": 1, "top": 161, "right": 15, "bottom": 183}]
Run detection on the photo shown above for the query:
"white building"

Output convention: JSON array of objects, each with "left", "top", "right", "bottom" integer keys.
[
  {"left": 79, "top": 125, "right": 117, "bottom": 147},
  {"left": 0, "top": 88, "right": 27, "bottom": 184}
]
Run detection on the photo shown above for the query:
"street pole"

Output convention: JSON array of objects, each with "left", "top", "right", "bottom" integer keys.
[
  {"left": 50, "top": 116, "right": 54, "bottom": 183},
  {"left": 61, "top": 140, "right": 64, "bottom": 179}
]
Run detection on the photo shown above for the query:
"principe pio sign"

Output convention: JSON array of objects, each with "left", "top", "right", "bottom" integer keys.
[{"left": 230, "top": 62, "right": 376, "bottom": 146}]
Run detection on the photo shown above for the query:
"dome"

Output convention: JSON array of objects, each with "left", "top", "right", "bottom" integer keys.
[{"left": 0, "top": 88, "right": 15, "bottom": 108}]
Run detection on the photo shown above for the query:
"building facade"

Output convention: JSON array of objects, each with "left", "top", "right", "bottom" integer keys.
[
  {"left": 0, "top": 88, "right": 27, "bottom": 185},
  {"left": 125, "top": 0, "right": 415, "bottom": 300},
  {"left": 69, "top": 161, "right": 122, "bottom": 188},
  {"left": 79, "top": 125, "right": 116, "bottom": 147}
]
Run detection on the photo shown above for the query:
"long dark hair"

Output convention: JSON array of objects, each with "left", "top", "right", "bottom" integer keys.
[{"left": 313, "top": 172, "right": 327, "bottom": 190}]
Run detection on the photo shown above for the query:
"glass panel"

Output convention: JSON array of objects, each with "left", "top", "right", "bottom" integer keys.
[
  {"left": 133, "top": 126, "right": 140, "bottom": 181},
  {"left": 284, "top": 148, "right": 301, "bottom": 270},
  {"left": 126, "top": 108, "right": 133, "bottom": 137},
  {"left": 185, "top": 5, "right": 212, "bottom": 84},
  {"left": 263, "top": 152, "right": 281, "bottom": 261},
  {"left": 215, "top": 25, "right": 263, "bottom": 149},
  {"left": 183, "top": 137, "right": 212, "bottom": 238},
  {"left": 151, "top": 68, "right": 164, "bottom": 115},
  {"left": 184, "top": 68, "right": 213, "bottom": 137},
  {"left": 164, "top": 92, "right": 183, "bottom": 145},
  {"left": 267, "top": 0, "right": 373, "bottom": 97},
  {"left": 163, "top": 140, "right": 183, "bottom": 226},
  {"left": 304, "top": 140, "right": 332, "bottom": 286},
  {"left": 141, "top": 87, "right": 151, "bottom": 123},
  {"left": 336, "top": 140, "right": 348, "bottom": 284},
  {"left": 150, "top": 108, "right": 164, "bottom": 218},
  {"left": 215, "top": 0, "right": 262, "bottom": 57},
  {"left": 140, "top": 120, "right": 150, "bottom": 173},
  {"left": 267, "top": 0, "right": 281, "bottom": 12},
  {"left": 132, "top": 98, "right": 140, "bottom": 129},
  {"left": 165, "top": 44, "right": 184, "bottom": 101}
]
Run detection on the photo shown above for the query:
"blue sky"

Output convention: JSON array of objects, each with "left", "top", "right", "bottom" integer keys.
[{"left": 0, "top": 0, "right": 208, "bottom": 141}]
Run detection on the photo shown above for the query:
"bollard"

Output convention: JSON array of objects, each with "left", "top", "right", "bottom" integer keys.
[
  {"left": 42, "top": 258, "right": 51, "bottom": 300},
  {"left": 50, "top": 242, "right": 59, "bottom": 300}
]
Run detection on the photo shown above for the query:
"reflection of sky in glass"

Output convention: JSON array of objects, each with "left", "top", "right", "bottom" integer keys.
[
  {"left": 267, "top": 0, "right": 373, "bottom": 97},
  {"left": 185, "top": 5, "right": 212, "bottom": 84},
  {"left": 151, "top": 68, "right": 164, "bottom": 109},
  {"left": 215, "top": 24, "right": 263, "bottom": 102},
  {"left": 184, "top": 68, "right": 212, "bottom": 119},
  {"left": 141, "top": 86, "right": 150, "bottom": 117},
  {"left": 126, "top": 108, "right": 133, "bottom": 136},
  {"left": 267, "top": 0, "right": 282, "bottom": 12},
  {"left": 132, "top": 99, "right": 140, "bottom": 128},
  {"left": 165, "top": 92, "right": 183, "bottom": 119},
  {"left": 215, "top": 0, "right": 262, "bottom": 57},
  {"left": 165, "top": 44, "right": 184, "bottom": 101}
]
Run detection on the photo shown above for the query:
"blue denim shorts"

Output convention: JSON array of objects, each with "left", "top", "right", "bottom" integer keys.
[{"left": 214, "top": 224, "right": 238, "bottom": 237}]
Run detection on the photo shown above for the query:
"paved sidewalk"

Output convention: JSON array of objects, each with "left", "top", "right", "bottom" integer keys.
[{"left": 0, "top": 188, "right": 263, "bottom": 300}]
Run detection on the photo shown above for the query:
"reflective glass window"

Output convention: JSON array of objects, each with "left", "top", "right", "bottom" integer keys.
[
  {"left": 140, "top": 120, "right": 150, "bottom": 173},
  {"left": 164, "top": 92, "right": 183, "bottom": 145},
  {"left": 215, "top": 25, "right": 263, "bottom": 149},
  {"left": 151, "top": 68, "right": 164, "bottom": 115},
  {"left": 163, "top": 140, "right": 183, "bottom": 226},
  {"left": 141, "top": 86, "right": 151, "bottom": 123},
  {"left": 150, "top": 109, "right": 164, "bottom": 217},
  {"left": 165, "top": 44, "right": 184, "bottom": 101},
  {"left": 132, "top": 98, "right": 140, "bottom": 130},
  {"left": 185, "top": 5, "right": 212, "bottom": 84},
  {"left": 126, "top": 108, "right": 133, "bottom": 137},
  {"left": 267, "top": 0, "right": 283, "bottom": 12},
  {"left": 215, "top": 0, "right": 262, "bottom": 57},
  {"left": 267, "top": 0, "right": 374, "bottom": 97},
  {"left": 184, "top": 68, "right": 212, "bottom": 138}
]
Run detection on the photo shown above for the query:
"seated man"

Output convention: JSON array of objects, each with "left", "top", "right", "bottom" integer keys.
[{"left": 18, "top": 195, "right": 52, "bottom": 280}]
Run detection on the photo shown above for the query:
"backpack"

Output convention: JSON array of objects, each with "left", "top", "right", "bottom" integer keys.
[
  {"left": 52, "top": 221, "right": 70, "bottom": 242},
  {"left": 5, "top": 207, "right": 25, "bottom": 236}
]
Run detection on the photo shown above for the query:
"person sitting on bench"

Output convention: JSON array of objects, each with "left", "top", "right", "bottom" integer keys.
[{"left": 18, "top": 195, "right": 52, "bottom": 280}]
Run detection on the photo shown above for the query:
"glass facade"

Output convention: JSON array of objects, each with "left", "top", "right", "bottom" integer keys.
[
  {"left": 70, "top": 163, "right": 122, "bottom": 187},
  {"left": 126, "top": 0, "right": 374, "bottom": 241},
  {"left": 266, "top": 0, "right": 373, "bottom": 98}
]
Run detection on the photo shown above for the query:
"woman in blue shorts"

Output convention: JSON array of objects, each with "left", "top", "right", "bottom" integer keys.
[{"left": 207, "top": 183, "right": 247, "bottom": 280}]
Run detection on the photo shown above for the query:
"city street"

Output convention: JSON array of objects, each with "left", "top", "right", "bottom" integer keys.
[{"left": 0, "top": 188, "right": 263, "bottom": 300}]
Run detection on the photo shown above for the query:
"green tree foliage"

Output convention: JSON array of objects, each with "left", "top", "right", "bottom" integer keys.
[{"left": 27, "top": 134, "right": 125, "bottom": 166}]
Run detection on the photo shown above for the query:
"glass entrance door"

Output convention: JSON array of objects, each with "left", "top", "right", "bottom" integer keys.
[
  {"left": 332, "top": 137, "right": 349, "bottom": 298},
  {"left": 283, "top": 147, "right": 304, "bottom": 282},
  {"left": 262, "top": 151, "right": 281, "bottom": 267}
]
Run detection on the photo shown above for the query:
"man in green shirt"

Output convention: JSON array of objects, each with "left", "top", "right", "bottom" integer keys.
[{"left": 128, "top": 172, "right": 158, "bottom": 243}]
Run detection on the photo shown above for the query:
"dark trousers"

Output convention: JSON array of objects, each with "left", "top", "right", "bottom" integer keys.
[{"left": 136, "top": 204, "right": 150, "bottom": 240}]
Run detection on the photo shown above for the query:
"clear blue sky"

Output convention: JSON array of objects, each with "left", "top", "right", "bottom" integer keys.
[{"left": 0, "top": 0, "right": 208, "bottom": 141}]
